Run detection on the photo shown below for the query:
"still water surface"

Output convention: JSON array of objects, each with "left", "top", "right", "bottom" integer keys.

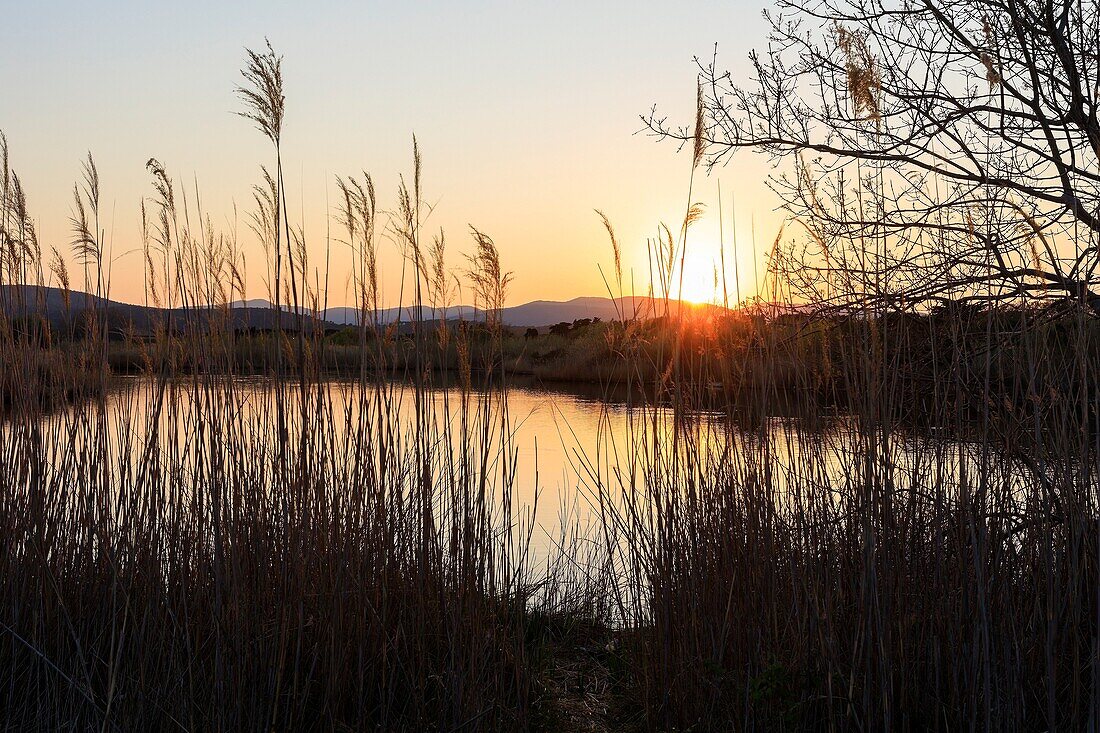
[{"left": 27, "top": 376, "right": 1015, "bottom": 561}]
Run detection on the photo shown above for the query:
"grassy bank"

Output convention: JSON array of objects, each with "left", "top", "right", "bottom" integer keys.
[{"left": 73, "top": 300, "right": 1100, "bottom": 435}]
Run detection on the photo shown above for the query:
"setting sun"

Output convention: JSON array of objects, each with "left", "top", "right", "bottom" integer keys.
[{"left": 673, "top": 248, "right": 723, "bottom": 304}]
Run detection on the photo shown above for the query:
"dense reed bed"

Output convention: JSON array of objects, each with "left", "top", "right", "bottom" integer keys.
[
  {"left": 580, "top": 144, "right": 1100, "bottom": 728},
  {"left": 591, "top": 310, "right": 1100, "bottom": 730},
  {"left": 0, "top": 50, "right": 559, "bottom": 730},
  {"left": 0, "top": 377, "right": 542, "bottom": 729},
  {"left": 2, "top": 43, "right": 1099, "bottom": 732}
]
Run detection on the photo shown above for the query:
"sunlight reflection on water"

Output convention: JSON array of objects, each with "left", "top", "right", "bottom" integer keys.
[{"left": 29, "top": 376, "right": 1016, "bottom": 567}]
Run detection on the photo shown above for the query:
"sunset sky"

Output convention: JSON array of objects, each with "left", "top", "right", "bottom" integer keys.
[{"left": 2, "top": 0, "right": 782, "bottom": 307}]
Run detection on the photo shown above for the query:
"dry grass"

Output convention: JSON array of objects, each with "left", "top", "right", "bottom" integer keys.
[
  {"left": 583, "top": 212, "right": 1100, "bottom": 730},
  {"left": 1, "top": 40, "right": 1099, "bottom": 733},
  {"left": 0, "top": 47, "right": 553, "bottom": 731}
]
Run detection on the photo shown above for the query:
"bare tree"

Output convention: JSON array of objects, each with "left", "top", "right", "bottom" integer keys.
[{"left": 648, "top": 0, "right": 1100, "bottom": 313}]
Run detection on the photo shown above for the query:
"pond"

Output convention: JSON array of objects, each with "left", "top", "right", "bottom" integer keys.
[{"left": 9, "top": 374, "right": 1028, "bottom": 569}]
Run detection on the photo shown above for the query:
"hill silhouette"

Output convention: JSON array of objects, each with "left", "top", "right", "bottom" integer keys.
[{"left": 2, "top": 286, "right": 728, "bottom": 335}]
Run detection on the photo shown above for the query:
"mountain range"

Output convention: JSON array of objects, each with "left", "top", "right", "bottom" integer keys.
[
  {"left": 0, "top": 286, "right": 701, "bottom": 333},
  {"left": 314, "top": 295, "right": 669, "bottom": 327}
]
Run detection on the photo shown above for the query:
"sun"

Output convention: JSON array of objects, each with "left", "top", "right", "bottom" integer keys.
[{"left": 673, "top": 250, "right": 723, "bottom": 304}]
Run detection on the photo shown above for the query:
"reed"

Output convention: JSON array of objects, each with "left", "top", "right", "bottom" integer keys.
[
  {"left": 0, "top": 48, "right": 551, "bottom": 731},
  {"left": 588, "top": 209, "right": 1100, "bottom": 729},
  {"left": 1, "top": 39, "right": 1099, "bottom": 733}
]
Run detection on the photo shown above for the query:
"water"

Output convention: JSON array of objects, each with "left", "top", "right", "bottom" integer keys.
[
  {"left": 14, "top": 375, "right": 1028, "bottom": 565},
  {"left": 94, "top": 376, "right": 709, "bottom": 547}
]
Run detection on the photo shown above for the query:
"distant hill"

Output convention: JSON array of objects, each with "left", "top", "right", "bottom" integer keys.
[
  {"left": 2, "top": 286, "right": 337, "bottom": 335},
  {"left": 5, "top": 286, "right": 730, "bottom": 335},
  {"left": 496, "top": 296, "right": 657, "bottom": 327},
  {"left": 318, "top": 296, "right": 703, "bottom": 327},
  {"left": 319, "top": 304, "right": 484, "bottom": 326}
]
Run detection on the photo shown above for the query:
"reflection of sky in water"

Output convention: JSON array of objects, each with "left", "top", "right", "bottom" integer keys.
[{"left": 23, "top": 377, "right": 1033, "bottom": 565}]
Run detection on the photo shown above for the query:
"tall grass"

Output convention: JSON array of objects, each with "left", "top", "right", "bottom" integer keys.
[
  {"left": 1, "top": 42, "right": 1099, "bottom": 732},
  {"left": 0, "top": 49, "right": 552, "bottom": 731},
  {"left": 588, "top": 212, "right": 1100, "bottom": 729}
]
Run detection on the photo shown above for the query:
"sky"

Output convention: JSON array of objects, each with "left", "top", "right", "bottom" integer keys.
[{"left": 1, "top": 0, "right": 783, "bottom": 308}]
